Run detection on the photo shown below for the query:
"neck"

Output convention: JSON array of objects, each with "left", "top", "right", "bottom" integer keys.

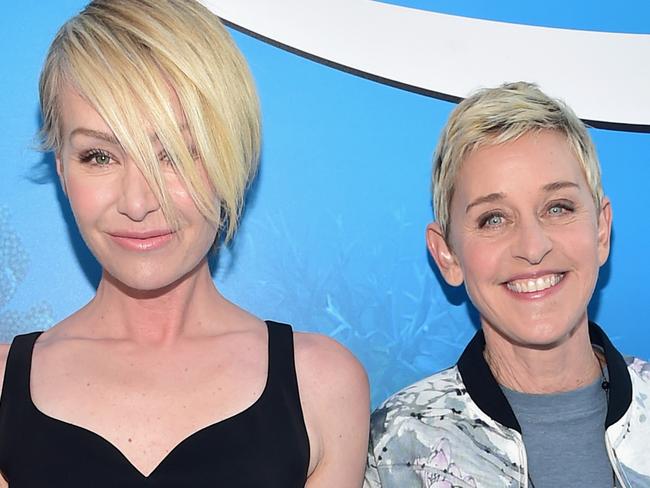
[
  {"left": 483, "top": 319, "right": 602, "bottom": 394},
  {"left": 83, "top": 258, "right": 225, "bottom": 345}
]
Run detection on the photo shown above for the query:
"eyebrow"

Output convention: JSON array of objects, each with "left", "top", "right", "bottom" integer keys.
[
  {"left": 542, "top": 181, "right": 580, "bottom": 192},
  {"left": 69, "top": 128, "right": 119, "bottom": 145},
  {"left": 465, "top": 181, "right": 581, "bottom": 214},
  {"left": 465, "top": 192, "right": 505, "bottom": 213},
  {"left": 69, "top": 125, "right": 191, "bottom": 146}
]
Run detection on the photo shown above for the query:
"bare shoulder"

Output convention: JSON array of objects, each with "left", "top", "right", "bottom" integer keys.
[
  {"left": 0, "top": 343, "right": 10, "bottom": 401},
  {"left": 293, "top": 331, "right": 369, "bottom": 395},
  {"left": 293, "top": 332, "right": 370, "bottom": 486}
]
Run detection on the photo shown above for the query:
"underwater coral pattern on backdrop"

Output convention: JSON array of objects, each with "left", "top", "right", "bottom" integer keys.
[
  {"left": 0, "top": 206, "right": 53, "bottom": 342},
  {"left": 216, "top": 210, "right": 477, "bottom": 407}
]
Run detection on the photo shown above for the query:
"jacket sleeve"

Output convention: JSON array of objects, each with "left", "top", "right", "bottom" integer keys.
[{"left": 363, "top": 432, "right": 382, "bottom": 488}]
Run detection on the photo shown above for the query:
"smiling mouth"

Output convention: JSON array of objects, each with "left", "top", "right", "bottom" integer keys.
[{"left": 506, "top": 273, "right": 565, "bottom": 293}]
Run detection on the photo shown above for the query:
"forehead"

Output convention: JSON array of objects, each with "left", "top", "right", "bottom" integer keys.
[
  {"left": 453, "top": 130, "right": 588, "bottom": 203},
  {"left": 58, "top": 83, "right": 109, "bottom": 137},
  {"left": 57, "top": 81, "right": 187, "bottom": 147}
]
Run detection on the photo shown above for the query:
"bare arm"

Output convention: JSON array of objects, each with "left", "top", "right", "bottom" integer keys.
[
  {"left": 0, "top": 343, "right": 9, "bottom": 488},
  {"left": 295, "top": 333, "right": 370, "bottom": 488},
  {"left": 0, "top": 344, "right": 9, "bottom": 394}
]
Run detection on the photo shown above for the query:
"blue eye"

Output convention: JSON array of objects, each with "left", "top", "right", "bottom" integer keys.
[
  {"left": 479, "top": 213, "right": 505, "bottom": 228},
  {"left": 547, "top": 202, "right": 574, "bottom": 216}
]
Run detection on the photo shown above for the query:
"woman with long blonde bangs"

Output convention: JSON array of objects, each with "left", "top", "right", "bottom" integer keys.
[{"left": 0, "top": 1, "right": 370, "bottom": 486}]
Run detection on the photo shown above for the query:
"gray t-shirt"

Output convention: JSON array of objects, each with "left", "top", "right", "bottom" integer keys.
[{"left": 501, "top": 376, "right": 615, "bottom": 488}]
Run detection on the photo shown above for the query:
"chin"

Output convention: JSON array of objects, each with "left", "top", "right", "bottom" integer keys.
[
  {"left": 103, "top": 265, "right": 191, "bottom": 296},
  {"left": 513, "top": 332, "right": 572, "bottom": 350},
  {"left": 484, "top": 314, "right": 587, "bottom": 351},
  {"left": 116, "top": 276, "right": 176, "bottom": 295}
]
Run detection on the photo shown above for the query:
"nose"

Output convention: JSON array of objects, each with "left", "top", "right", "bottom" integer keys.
[
  {"left": 511, "top": 217, "right": 553, "bottom": 265},
  {"left": 116, "top": 161, "right": 160, "bottom": 222}
]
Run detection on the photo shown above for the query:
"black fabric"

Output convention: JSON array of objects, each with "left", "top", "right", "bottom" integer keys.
[
  {"left": 457, "top": 327, "right": 522, "bottom": 432},
  {"left": 0, "top": 321, "right": 309, "bottom": 487},
  {"left": 588, "top": 323, "right": 633, "bottom": 427},
  {"left": 456, "top": 321, "right": 632, "bottom": 433}
]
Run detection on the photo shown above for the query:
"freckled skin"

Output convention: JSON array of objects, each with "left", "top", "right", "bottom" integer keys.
[{"left": 0, "top": 82, "right": 370, "bottom": 487}]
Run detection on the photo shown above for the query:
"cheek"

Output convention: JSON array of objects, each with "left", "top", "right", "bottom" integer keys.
[
  {"left": 168, "top": 182, "right": 194, "bottom": 207},
  {"left": 553, "top": 221, "right": 601, "bottom": 266},
  {"left": 458, "top": 238, "right": 502, "bottom": 284},
  {"left": 169, "top": 183, "right": 218, "bottom": 242},
  {"left": 169, "top": 186, "right": 203, "bottom": 228},
  {"left": 65, "top": 177, "right": 115, "bottom": 225}
]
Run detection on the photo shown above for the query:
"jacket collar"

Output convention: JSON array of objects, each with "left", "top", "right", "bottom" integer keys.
[{"left": 456, "top": 321, "right": 632, "bottom": 433}]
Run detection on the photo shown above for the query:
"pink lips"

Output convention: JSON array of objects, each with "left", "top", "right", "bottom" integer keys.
[{"left": 108, "top": 230, "right": 174, "bottom": 251}]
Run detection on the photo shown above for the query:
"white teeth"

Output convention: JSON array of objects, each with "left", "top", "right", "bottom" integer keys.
[{"left": 506, "top": 273, "right": 563, "bottom": 293}]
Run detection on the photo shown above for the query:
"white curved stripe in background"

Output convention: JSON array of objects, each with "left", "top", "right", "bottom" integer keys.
[{"left": 202, "top": 0, "right": 650, "bottom": 130}]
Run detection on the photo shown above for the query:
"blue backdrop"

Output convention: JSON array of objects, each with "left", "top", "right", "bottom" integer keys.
[{"left": 2, "top": 1, "right": 649, "bottom": 407}]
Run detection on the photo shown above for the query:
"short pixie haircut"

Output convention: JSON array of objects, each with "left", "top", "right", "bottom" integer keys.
[
  {"left": 39, "top": 0, "right": 260, "bottom": 240},
  {"left": 432, "top": 81, "right": 603, "bottom": 239}
]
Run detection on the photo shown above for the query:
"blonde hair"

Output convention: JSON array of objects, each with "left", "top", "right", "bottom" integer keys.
[
  {"left": 39, "top": 0, "right": 260, "bottom": 241},
  {"left": 432, "top": 82, "right": 603, "bottom": 238}
]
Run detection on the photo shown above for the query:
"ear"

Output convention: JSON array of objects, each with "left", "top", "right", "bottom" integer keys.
[
  {"left": 55, "top": 154, "right": 67, "bottom": 195},
  {"left": 597, "top": 196, "right": 612, "bottom": 266},
  {"left": 426, "top": 222, "right": 464, "bottom": 286}
]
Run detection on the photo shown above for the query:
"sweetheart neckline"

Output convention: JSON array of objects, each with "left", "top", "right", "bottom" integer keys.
[{"left": 24, "top": 327, "right": 272, "bottom": 479}]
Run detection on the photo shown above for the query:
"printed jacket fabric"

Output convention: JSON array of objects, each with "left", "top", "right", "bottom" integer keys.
[{"left": 365, "top": 322, "right": 650, "bottom": 488}]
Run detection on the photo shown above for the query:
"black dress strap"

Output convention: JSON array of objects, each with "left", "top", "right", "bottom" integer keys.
[
  {"left": 0, "top": 332, "right": 42, "bottom": 409},
  {"left": 262, "top": 321, "right": 310, "bottom": 474},
  {"left": 0, "top": 332, "right": 43, "bottom": 473},
  {"left": 265, "top": 321, "right": 300, "bottom": 394}
]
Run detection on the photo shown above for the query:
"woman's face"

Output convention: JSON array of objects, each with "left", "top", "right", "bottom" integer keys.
[
  {"left": 56, "top": 83, "right": 218, "bottom": 292},
  {"left": 428, "top": 130, "right": 611, "bottom": 348}
]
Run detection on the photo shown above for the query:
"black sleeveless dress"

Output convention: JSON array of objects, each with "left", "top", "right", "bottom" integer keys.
[{"left": 0, "top": 321, "right": 309, "bottom": 487}]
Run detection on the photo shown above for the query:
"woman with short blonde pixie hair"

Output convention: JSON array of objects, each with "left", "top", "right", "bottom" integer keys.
[
  {"left": 366, "top": 82, "right": 650, "bottom": 487},
  {"left": 433, "top": 82, "right": 603, "bottom": 239},
  {"left": 0, "top": 1, "right": 370, "bottom": 487}
]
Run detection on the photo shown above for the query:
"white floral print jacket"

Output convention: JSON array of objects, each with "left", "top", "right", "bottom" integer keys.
[{"left": 365, "top": 323, "right": 650, "bottom": 488}]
